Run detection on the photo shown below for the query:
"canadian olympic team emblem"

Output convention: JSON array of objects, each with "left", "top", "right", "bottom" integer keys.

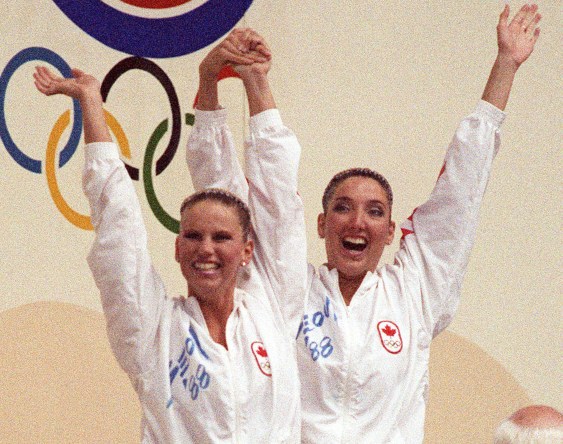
[
  {"left": 377, "top": 321, "right": 403, "bottom": 354},
  {"left": 251, "top": 342, "right": 272, "bottom": 377}
]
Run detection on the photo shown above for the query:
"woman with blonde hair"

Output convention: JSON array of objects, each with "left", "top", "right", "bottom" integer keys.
[{"left": 33, "top": 27, "right": 306, "bottom": 442}]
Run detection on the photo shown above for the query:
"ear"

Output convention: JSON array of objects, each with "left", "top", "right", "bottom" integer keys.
[
  {"left": 242, "top": 239, "right": 254, "bottom": 265},
  {"left": 317, "top": 213, "right": 326, "bottom": 239},
  {"left": 175, "top": 235, "right": 180, "bottom": 263},
  {"left": 385, "top": 220, "right": 396, "bottom": 245}
]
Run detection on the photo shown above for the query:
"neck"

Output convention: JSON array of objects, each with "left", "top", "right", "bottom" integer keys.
[
  {"left": 192, "top": 288, "right": 235, "bottom": 348},
  {"left": 337, "top": 272, "right": 366, "bottom": 306}
]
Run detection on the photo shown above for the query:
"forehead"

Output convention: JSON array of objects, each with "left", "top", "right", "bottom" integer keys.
[
  {"left": 180, "top": 199, "right": 241, "bottom": 231},
  {"left": 331, "top": 176, "right": 389, "bottom": 205}
]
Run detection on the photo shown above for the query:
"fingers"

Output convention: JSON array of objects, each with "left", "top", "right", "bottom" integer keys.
[
  {"left": 219, "top": 39, "right": 257, "bottom": 65},
  {"left": 524, "top": 11, "right": 541, "bottom": 37},
  {"left": 33, "top": 66, "right": 58, "bottom": 95},
  {"left": 532, "top": 27, "right": 541, "bottom": 44},
  {"left": 201, "top": 27, "right": 273, "bottom": 80},
  {"left": 227, "top": 28, "right": 271, "bottom": 60},
  {"left": 498, "top": 4, "right": 509, "bottom": 27},
  {"left": 511, "top": 3, "right": 541, "bottom": 41},
  {"left": 233, "top": 28, "right": 253, "bottom": 53},
  {"left": 34, "top": 66, "right": 56, "bottom": 83},
  {"left": 254, "top": 42, "right": 271, "bottom": 59},
  {"left": 502, "top": 3, "right": 541, "bottom": 45},
  {"left": 33, "top": 77, "right": 47, "bottom": 95},
  {"left": 509, "top": 4, "right": 540, "bottom": 31},
  {"left": 522, "top": 4, "right": 539, "bottom": 28},
  {"left": 510, "top": 3, "right": 530, "bottom": 27},
  {"left": 71, "top": 68, "right": 86, "bottom": 78},
  {"left": 245, "top": 30, "right": 271, "bottom": 58}
]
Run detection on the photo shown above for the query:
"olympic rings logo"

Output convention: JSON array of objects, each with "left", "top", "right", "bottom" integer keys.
[
  {"left": 52, "top": 0, "right": 253, "bottom": 58},
  {"left": 1, "top": 47, "right": 241, "bottom": 234}
]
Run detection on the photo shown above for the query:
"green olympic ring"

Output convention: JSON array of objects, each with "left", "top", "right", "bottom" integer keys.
[{"left": 144, "top": 112, "right": 195, "bottom": 234}]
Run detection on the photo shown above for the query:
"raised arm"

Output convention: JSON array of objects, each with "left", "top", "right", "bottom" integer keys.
[
  {"left": 235, "top": 41, "right": 307, "bottom": 334},
  {"left": 397, "top": 4, "right": 541, "bottom": 337},
  {"left": 482, "top": 4, "right": 541, "bottom": 110},
  {"left": 187, "top": 30, "right": 307, "bottom": 332},
  {"left": 232, "top": 30, "right": 275, "bottom": 116},
  {"left": 35, "top": 67, "right": 165, "bottom": 377},
  {"left": 186, "top": 29, "right": 270, "bottom": 197}
]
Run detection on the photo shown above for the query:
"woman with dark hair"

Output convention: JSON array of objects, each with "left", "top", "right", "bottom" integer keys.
[
  {"left": 187, "top": 4, "right": 542, "bottom": 443},
  {"left": 33, "top": 27, "right": 306, "bottom": 443}
]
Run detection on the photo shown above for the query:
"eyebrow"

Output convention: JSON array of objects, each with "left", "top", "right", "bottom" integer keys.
[{"left": 333, "top": 196, "right": 386, "bottom": 207}]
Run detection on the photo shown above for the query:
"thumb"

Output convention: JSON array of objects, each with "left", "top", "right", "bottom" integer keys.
[{"left": 71, "top": 68, "right": 86, "bottom": 78}]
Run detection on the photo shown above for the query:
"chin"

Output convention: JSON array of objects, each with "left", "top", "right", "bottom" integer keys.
[{"left": 334, "top": 261, "right": 370, "bottom": 281}]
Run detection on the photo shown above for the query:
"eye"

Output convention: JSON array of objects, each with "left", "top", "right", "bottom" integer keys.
[
  {"left": 183, "top": 231, "right": 201, "bottom": 240},
  {"left": 213, "top": 232, "right": 233, "bottom": 242},
  {"left": 367, "top": 207, "right": 384, "bottom": 217},
  {"left": 332, "top": 203, "right": 349, "bottom": 213}
]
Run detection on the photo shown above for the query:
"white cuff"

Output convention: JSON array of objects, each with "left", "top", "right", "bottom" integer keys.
[
  {"left": 84, "top": 142, "right": 119, "bottom": 161},
  {"left": 476, "top": 100, "right": 506, "bottom": 127},
  {"left": 249, "top": 108, "right": 282, "bottom": 132},
  {"left": 193, "top": 108, "right": 228, "bottom": 128}
]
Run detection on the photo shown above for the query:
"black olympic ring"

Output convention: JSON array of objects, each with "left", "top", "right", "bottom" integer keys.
[{"left": 101, "top": 57, "right": 181, "bottom": 181}]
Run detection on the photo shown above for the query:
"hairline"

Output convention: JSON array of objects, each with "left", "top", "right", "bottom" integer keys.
[
  {"left": 179, "top": 189, "right": 251, "bottom": 241},
  {"left": 322, "top": 168, "right": 393, "bottom": 214}
]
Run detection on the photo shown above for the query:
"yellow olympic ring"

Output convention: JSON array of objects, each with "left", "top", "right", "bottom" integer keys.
[{"left": 46, "top": 109, "right": 131, "bottom": 230}]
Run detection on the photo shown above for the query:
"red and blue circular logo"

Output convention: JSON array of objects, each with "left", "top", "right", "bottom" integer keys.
[{"left": 52, "top": 0, "right": 253, "bottom": 58}]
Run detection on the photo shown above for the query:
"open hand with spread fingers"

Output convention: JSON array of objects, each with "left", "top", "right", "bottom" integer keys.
[{"left": 497, "top": 3, "right": 541, "bottom": 69}]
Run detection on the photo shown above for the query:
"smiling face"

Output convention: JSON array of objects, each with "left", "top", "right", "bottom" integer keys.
[
  {"left": 175, "top": 199, "right": 253, "bottom": 303},
  {"left": 318, "top": 176, "right": 395, "bottom": 282}
]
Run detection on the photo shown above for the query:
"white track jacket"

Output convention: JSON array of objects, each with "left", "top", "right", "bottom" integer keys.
[
  {"left": 186, "top": 101, "right": 505, "bottom": 443},
  {"left": 83, "top": 105, "right": 306, "bottom": 443}
]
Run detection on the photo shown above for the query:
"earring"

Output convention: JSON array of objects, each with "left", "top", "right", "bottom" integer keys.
[{"left": 241, "top": 261, "right": 247, "bottom": 267}]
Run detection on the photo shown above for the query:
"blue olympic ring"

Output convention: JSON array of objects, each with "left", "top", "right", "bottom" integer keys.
[
  {"left": 0, "top": 47, "right": 82, "bottom": 173},
  {"left": 52, "top": 0, "right": 253, "bottom": 58}
]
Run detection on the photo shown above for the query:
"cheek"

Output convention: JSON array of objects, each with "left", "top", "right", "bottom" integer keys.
[
  {"left": 176, "top": 242, "right": 193, "bottom": 260},
  {"left": 372, "top": 223, "right": 392, "bottom": 240},
  {"left": 323, "top": 215, "right": 344, "bottom": 237},
  {"left": 222, "top": 244, "right": 245, "bottom": 264}
]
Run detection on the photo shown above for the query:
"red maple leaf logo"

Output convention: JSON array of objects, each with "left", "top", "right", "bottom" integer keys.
[
  {"left": 256, "top": 346, "right": 268, "bottom": 358},
  {"left": 382, "top": 324, "right": 396, "bottom": 337}
]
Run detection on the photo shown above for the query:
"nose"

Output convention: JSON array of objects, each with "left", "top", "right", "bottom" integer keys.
[
  {"left": 197, "top": 236, "right": 214, "bottom": 256},
  {"left": 349, "top": 209, "right": 367, "bottom": 229}
]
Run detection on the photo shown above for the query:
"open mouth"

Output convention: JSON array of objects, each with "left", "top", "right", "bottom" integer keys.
[
  {"left": 193, "top": 262, "right": 219, "bottom": 271},
  {"left": 342, "top": 237, "right": 368, "bottom": 252}
]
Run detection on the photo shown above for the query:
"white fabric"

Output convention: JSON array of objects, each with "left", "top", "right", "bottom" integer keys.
[
  {"left": 82, "top": 106, "right": 306, "bottom": 443},
  {"left": 186, "top": 100, "right": 505, "bottom": 443}
]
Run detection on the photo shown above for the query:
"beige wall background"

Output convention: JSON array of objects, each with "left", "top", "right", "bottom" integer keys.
[{"left": 1, "top": 1, "right": 560, "bottom": 442}]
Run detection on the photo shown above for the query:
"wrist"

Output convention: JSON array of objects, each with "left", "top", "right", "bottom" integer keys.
[
  {"left": 78, "top": 89, "right": 103, "bottom": 107},
  {"left": 195, "top": 82, "right": 220, "bottom": 111},
  {"left": 240, "top": 69, "right": 269, "bottom": 89},
  {"left": 494, "top": 53, "right": 520, "bottom": 74},
  {"left": 199, "top": 63, "right": 221, "bottom": 83},
  {"left": 199, "top": 72, "right": 219, "bottom": 85}
]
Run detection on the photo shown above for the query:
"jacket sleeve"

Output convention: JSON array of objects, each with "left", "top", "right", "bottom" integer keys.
[
  {"left": 82, "top": 142, "right": 165, "bottom": 376},
  {"left": 397, "top": 100, "right": 505, "bottom": 337},
  {"left": 186, "top": 108, "right": 249, "bottom": 200},
  {"left": 244, "top": 109, "right": 308, "bottom": 334}
]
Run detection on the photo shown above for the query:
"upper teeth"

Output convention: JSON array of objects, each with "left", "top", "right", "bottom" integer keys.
[
  {"left": 194, "top": 262, "right": 218, "bottom": 270},
  {"left": 344, "top": 237, "right": 366, "bottom": 245}
]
